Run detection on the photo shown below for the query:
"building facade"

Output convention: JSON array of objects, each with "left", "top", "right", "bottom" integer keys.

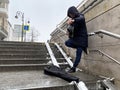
[
  {"left": 0, "top": 0, "right": 9, "bottom": 40},
  {"left": 6, "top": 21, "right": 13, "bottom": 41},
  {"left": 13, "top": 24, "right": 22, "bottom": 41}
]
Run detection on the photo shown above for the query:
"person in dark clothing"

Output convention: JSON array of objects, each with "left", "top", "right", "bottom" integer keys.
[{"left": 65, "top": 6, "right": 88, "bottom": 73}]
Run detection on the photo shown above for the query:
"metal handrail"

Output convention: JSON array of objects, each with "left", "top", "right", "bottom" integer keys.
[
  {"left": 53, "top": 28, "right": 120, "bottom": 40},
  {"left": 45, "top": 42, "right": 60, "bottom": 67},
  {"left": 89, "top": 49, "right": 120, "bottom": 65},
  {"left": 88, "top": 30, "right": 120, "bottom": 65},
  {"left": 52, "top": 28, "right": 120, "bottom": 65},
  {"left": 54, "top": 43, "right": 73, "bottom": 68},
  {"left": 88, "top": 29, "right": 120, "bottom": 39}
]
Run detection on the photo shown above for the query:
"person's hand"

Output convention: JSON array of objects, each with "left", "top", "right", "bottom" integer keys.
[
  {"left": 66, "top": 31, "right": 69, "bottom": 35},
  {"left": 67, "top": 18, "right": 74, "bottom": 25}
]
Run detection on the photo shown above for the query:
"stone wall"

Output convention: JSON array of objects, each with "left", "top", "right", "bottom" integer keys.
[
  {"left": 84, "top": 0, "right": 120, "bottom": 88},
  {"left": 50, "top": 0, "right": 120, "bottom": 88}
]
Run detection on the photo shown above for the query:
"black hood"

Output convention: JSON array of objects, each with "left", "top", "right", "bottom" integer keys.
[{"left": 67, "top": 6, "right": 79, "bottom": 18}]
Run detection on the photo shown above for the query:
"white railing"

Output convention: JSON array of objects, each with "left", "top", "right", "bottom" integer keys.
[
  {"left": 45, "top": 42, "right": 59, "bottom": 67},
  {"left": 90, "top": 49, "right": 120, "bottom": 66},
  {"left": 53, "top": 28, "right": 120, "bottom": 40},
  {"left": 52, "top": 28, "right": 120, "bottom": 65},
  {"left": 88, "top": 29, "right": 120, "bottom": 65},
  {"left": 54, "top": 43, "right": 73, "bottom": 68},
  {"left": 89, "top": 29, "right": 120, "bottom": 39}
]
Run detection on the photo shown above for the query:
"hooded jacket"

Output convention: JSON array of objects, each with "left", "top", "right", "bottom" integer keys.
[{"left": 67, "top": 6, "right": 88, "bottom": 48}]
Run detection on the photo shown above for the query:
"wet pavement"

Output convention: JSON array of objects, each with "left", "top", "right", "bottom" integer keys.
[{"left": 0, "top": 70, "right": 69, "bottom": 90}]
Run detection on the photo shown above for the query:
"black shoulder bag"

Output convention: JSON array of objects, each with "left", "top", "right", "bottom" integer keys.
[{"left": 67, "top": 25, "right": 74, "bottom": 38}]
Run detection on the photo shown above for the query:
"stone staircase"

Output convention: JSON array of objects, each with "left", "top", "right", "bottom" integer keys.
[{"left": 0, "top": 41, "right": 103, "bottom": 90}]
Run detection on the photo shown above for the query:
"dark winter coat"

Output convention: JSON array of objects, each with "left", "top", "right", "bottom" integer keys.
[{"left": 67, "top": 6, "right": 88, "bottom": 48}]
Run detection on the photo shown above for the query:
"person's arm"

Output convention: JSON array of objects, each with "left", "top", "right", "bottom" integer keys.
[
  {"left": 74, "top": 15, "right": 84, "bottom": 23},
  {"left": 66, "top": 30, "right": 69, "bottom": 35},
  {"left": 67, "top": 18, "right": 75, "bottom": 25}
]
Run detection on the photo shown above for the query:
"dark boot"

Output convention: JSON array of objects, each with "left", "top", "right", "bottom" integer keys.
[{"left": 68, "top": 67, "right": 76, "bottom": 73}]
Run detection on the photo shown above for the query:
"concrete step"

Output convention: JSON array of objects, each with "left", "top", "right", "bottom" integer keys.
[
  {"left": 0, "top": 46, "right": 47, "bottom": 49},
  {"left": 0, "top": 47, "right": 48, "bottom": 52},
  {"left": 0, "top": 42, "right": 46, "bottom": 48},
  {"left": 71, "top": 70, "right": 103, "bottom": 90},
  {"left": 0, "top": 44, "right": 46, "bottom": 47},
  {"left": 0, "top": 64, "right": 48, "bottom": 71},
  {"left": 0, "top": 41, "right": 44, "bottom": 45},
  {"left": 0, "top": 54, "right": 49, "bottom": 58},
  {"left": 0, "top": 70, "right": 73, "bottom": 90},
  {"left": 20, "top": 84, "right": 75, "bottom": 90},
  {"left": 0, "top": 63, "right": 69, "bottom": 72},
  {"left": 0, "top": 58, "right": 66, "bottom": 64},
  {"left": 0, "top": 49, "right": 48, "bottom": 54},
  {"left": 0, "top": 50, "right": 48, "bottom": 55},
  {"left": 86, "top": 82, "right": 99, "bottom": 90},
  {"left": 0, "top": 50, "right": 49, "bottom": 55},
  {"left": 0, "top": 59, "right": 49, "bottom": 64}
]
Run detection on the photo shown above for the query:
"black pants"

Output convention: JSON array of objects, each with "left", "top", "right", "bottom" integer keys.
[{"left": 65, "top": 39, "right": 83, "bottom": 68}]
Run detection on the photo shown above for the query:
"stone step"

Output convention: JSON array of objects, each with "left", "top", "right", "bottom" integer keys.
[
  {"left": 0, "top": 41, "right": 45, "bottom": 45},
  {"left": 0, "top": 50, "right": 49, "bottom": 55},
  {"left": 0, "top": 48, "right": 48, "bottom": 52},
  {"left": 0, "top": 42, "right": 44, "bottom": 45},
  {"left": 0, "top": 54, "right": 49, "bottom": 58},
  {"left": 0, "top": 64, "right": 48, "bottom": 71},
  {"left": 0, "top": 58, "right": 50, "bottom": 60},
  {"left": 70, "top": 70, "right": 103, "bottom": 90},
  {"left": 20, "top": 84, "right": 75, "bottom": 90},
  {"left": 86, "top": 82, "right": 99, "bottom": 90},
  {"left": 0, "top": 49, "right": 47, "bottom": 52},
  {"left": 0, "top": 46, "right": 47, "bottom": 49},
  {"left": 0, "top": 63, "right": 69, "bottom": 72},
  {"left": 0, "top": 43, "right": 46, "bottom": 47},
  {"left": 0, "top": 55, "right": 49, "bottom": 59},
  {"left": 0, "top": 58, "right": 66, "bottom": 64},
  {"left": 0, "top": 59, "right": 49, "bottom": 64},
  {"left": 0, "top": 70, "right": 73, "bottom": 90}
]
